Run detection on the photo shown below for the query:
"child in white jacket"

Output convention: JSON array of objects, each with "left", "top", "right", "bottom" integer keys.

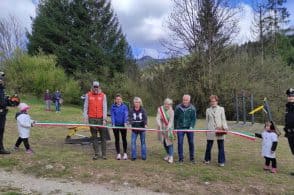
[
  {"left": 14, "top": 103, "right": 35, "bottom": 154},
  {"left": 255, "top": 121, "right": 278, "bottom": 173}
]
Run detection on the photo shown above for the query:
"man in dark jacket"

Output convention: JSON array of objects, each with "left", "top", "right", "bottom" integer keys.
[
  {"left": 285, "top": 88, "right": 294, "bottom": 176},
  {"left": 174, "top": 94, "right": 197, "bottom": 164},
  {"left": 0, "top": 72, "right": 20, "bottom": 154},
  {"left": 53, "top": 90, "right": 62, "bottom": 112}
]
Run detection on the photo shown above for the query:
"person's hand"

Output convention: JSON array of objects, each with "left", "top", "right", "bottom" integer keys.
[
  {"left": 158, "top": 125, "right": 162, "bottom": 131},
  {"left": 103, "top": 119, "right": 107, "bottom": 126},
  {"left": 126, "top": 123, "right": 131, "bottom": 131},
  {"left": 271, "top": 151, "right": 275, "bottom": 154},
  {"left": 168, "top": 129, "right": 174, "bottom": 140},
  {"left": 31, "top": 120, "right": 36, "bottom": 127},
  {"left": 83, "top": 117, "right": 88, "bottom": 124}
]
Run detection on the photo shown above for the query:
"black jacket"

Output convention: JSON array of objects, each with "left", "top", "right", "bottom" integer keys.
[
  {"left": 0, "top": 86, "right": 7, "bottom": 109},
  {"left": 285, "top": 102, "right": 294, "bottom": 137},
  {"left": 129, "top": 107, "right": 147, "bottom": 132}
]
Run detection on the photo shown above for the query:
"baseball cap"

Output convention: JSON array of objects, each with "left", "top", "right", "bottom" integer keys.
[
  {"left": 286, "top": 88, "right": 294, "bottom": 97},
  {"left": 93, "top": 81, "right": 100, "bottom": 87}
]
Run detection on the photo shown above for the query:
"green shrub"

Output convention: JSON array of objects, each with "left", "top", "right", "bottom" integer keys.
[{"left": 4, "top": 51, "right": 81, "bottom": 104}]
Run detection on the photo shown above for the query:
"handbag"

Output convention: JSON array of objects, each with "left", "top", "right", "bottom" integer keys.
[
  {"left": 212, "top": 109, "right": 227, "bottom": 136},
  {"left": 215, "top": 127, "right": 227, "bottom": 136}
]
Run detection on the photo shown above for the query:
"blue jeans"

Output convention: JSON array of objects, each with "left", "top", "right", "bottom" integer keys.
[
  {"left": 177, "top": 131, "right": 194, "bottom": 161},
  {"left": 163, "top": 140, "right": 173, "bottom": 156},
  {"left": 55, "top": 101, "right": 60, "bottom": 112},
  {"left": 204, "top": 139, "right": 225, "bottom": 164},
  {"left": 131, "top": 131, "right": 147, "bottom": 160}
]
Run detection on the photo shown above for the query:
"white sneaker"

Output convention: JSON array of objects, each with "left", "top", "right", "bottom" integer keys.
[
  {"left": 168, "top": 156, "right": 173, "bottom": 164},
  {"left": 116, "top": 154, "right": 121, "bottom": 160},
  {"left": 204, "top": 160, "right": 210, "bottom": 164},
  {"left": 219, "top": 163, "right": 225, "bottom": 167},
  {"left": 123, "top": 153, "right": 128, "bottom": 160},
  {"left": 163, "top": 156, "right": 169, "bottom": 161}
]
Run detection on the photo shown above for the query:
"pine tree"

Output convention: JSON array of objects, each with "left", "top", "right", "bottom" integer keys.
[
  {"left": 27, "top": 0, "right": 131, "bottom": 77},
  {"left": 252, "top": 0, "right": 290, "bottom": 55}
]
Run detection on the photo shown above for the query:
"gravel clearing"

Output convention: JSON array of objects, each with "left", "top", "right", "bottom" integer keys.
[{"left": 0, "top": 169, "right": 166, "bottom": 195}]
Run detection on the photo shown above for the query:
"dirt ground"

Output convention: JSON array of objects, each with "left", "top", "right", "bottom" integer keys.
[{"left": 0, "top": 169, "right": 167, "bottom": 195}]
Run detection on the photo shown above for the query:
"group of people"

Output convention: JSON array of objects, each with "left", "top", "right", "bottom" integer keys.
[
  {"left": 44, "top": 89, "right": 62, "bottom": 112},
  {"left": 253, "top": 88, "right": 294, "bottom": 174},
  {"left": 0, "top": 77, "right": 293, "bottom": 176},
  {"left": 83, "top": 81, "right": 232, "bottom": 167},
  {"left": 82, "top": 81, "right": 294, "bottom": 175}
]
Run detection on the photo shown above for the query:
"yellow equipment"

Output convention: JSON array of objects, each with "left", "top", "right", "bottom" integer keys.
[
  {"left": 67, "top": 126, "right": 90, "bottom": 137},
  {"left": 249, "top": 105, "right": 265, "bottom": 115}
]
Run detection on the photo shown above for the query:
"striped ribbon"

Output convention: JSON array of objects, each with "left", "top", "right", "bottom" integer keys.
[{"left": 34, "top": 121, "right": 256, "bottom": 141}]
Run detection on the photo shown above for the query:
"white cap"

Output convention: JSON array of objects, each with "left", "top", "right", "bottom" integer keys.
[
  {"left": 18, "top": 103, "right": 30, "bottom": 111},
  {"left": 93, "top": 81, "right": 100, "bottom": 87}
]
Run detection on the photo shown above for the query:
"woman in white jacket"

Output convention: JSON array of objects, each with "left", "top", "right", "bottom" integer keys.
[
  {"left": 14, "top": 103, "right": 35, "bottom": 154},
  {"left": 204, "top": 95, "right": 228, "bottom": 167}
]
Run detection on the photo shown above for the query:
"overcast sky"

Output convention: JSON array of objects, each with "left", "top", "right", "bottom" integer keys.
[{"left": 0, "top": 0, "right": 293, "bottom": 59}]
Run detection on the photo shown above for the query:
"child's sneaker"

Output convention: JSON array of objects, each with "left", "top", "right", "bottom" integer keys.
[
  {"left": 271, "top": 168, "right": 277, "bottom": 173},
  {"left": 263, "top": 165, "right": 270, "bottom": 171},
  {"left": 116, "top": 153, "right": 121, "bottom": 160},
  {"left": 25, "top": 149, "right": 34, "bottom": 154},
  {"left": 12, "top": 146, "right": 19, "bottom": 152}
]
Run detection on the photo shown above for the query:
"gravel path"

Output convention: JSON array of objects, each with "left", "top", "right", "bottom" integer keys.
[{"left": 0, "top": 169, "right": 166, "bottom": 195}]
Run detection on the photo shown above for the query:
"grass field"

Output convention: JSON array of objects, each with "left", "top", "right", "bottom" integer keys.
[{"left": 1, "top": 96, "right": 294, "bottom": 194}]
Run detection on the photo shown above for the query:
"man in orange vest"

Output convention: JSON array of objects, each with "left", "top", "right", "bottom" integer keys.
[{"left": 83, "top": 81, "right": 108, "bottom": 160}]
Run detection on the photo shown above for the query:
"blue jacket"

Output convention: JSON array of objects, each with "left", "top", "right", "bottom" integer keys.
[{"left": 111, "top": 103, "right": 128, "bottom": 126}]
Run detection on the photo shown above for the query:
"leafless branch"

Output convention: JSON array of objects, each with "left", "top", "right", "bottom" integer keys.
[{"left": 0, "top": 15, "right": 25, "bottom": 61}]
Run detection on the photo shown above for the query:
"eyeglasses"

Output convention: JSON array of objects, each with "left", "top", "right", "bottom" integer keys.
[{"left": 93, "top": 86, "right": 99, "bottom": 88}]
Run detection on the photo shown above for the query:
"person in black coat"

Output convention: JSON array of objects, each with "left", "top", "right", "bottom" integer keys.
[
  {"left": 284, "top": 88, "right": 294, "bottom": 176},
  {"left": 0, "top": 72, "right": 20, "bottom": 154}
]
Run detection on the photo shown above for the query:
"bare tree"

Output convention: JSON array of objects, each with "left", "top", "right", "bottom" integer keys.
[
  {"left": 163, "top": 0, "right": 238, "bottom": 93},
  {"left": 162, "top": 0, "right": 200, "bottom": 56},
  {"left": 251, "top": 2, "right": 267, "bottom": 64},
  {"left": 0, "top": 15, "right": 25, "bottom": 61},
  {"left": 163, "top": 0, "right": 237, "bottom": 55}
]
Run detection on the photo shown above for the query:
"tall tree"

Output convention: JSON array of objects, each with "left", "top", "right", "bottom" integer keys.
[
  {"left": 27, "top": 0, "right": 132, "bottom": 77},
  {"left": 252, "top": 0, "right": 289, "bottom": 55},
  {"left": 164, "top": 0, "right": 237, "bottom": 99},
  {"left": 264, "top": 0, "right": 289, "bottom": 36},
  {"left": 197, "top": 0, "right": 237, "bottom": 91},
  {"left": 252, "top": 3, "right": 267, "bottom": 64}
]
